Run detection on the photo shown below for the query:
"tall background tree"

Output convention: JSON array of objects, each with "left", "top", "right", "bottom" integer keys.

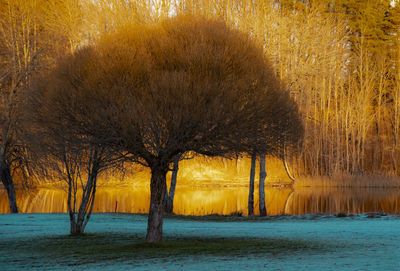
[
  {"left": 0, "top": 0, "right": 47, "bottom": 213},
  {"left": 172, "top": 0, "right": 400, "bottom": 177},
  {"left": 0, "top": 0, "right": 84, "bottom": 213}
]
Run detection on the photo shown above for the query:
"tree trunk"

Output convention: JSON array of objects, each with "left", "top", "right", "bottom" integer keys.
[
  {"left": 146, "top": 166, "right": 167, "bottom": 243},
  {"left": 283, "top": 149, "right": 296, "bottom": 185},
  {"left": 70, "top": 220, "right": 84, "bottom": 235},
  {"left": 165, "top": 154, "right": 181, "bottom": 214},
  {"left": 259, "top": 153, "right": 267, "bottom": 217},
  {"left": 0, "top": 161, "right": 18, "bottom": 213},
  {"left": 248, "top": 154, "right": 256, "bottom": 216},
  {"left": 69, "top": 172, "right": 98, "bottom": 235}
]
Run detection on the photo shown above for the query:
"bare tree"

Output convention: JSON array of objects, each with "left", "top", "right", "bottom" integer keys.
[
  {"left": 0, "top": 0, "right": 48, "bottom": 213},
  {"left": 23, "top": 48, "right": 125, "bottom": 234},
  {"left": 119, "top": 16, "right": 301, "bottom": 242},
  {"left": 0, "top": 0, "right": 85, "bottom": 213}
]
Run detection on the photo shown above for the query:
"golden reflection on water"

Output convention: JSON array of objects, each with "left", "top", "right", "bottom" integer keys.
[
  {"left": 1, "top": 156, "right": 400, "bottom": 215},
  {"left": 1, "top": 185, "right": 400, "bottom": 215},
  {"left": 284, "top": 187, "right": 400, "bottom": 215}
]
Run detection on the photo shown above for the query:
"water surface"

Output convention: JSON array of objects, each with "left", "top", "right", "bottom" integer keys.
[{"left": 1, "top": 184, "right": 400, "bottom": 215}]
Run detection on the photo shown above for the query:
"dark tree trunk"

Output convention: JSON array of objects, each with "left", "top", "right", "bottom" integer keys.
[
  {"left": 146, "top": 166, "right": 167, "bottom": 243},
  {"left": 165, "top": 154, "right": 181, "bottom": 214},
  {"left": 67, "top": 175, "right": 75, "bottom": 233},
  {"left": 69, "top": 172, "right": 98, "bottom": 235},
  {"left": 70, "top": 220, "right": 84, "bottom": 235},
  {"left": 248, "top": 154, "right": 256, "bottom": 216},
  {"left": 259, "top": 153, "right": 267, "bottom": 217},
  {"left": 0, "top": 161, "right": 18, "bottom": 213}
]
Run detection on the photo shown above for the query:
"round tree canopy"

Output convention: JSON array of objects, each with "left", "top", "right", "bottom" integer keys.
[{"left": 37, "top": 15, "right": 302, "bottom": 168}]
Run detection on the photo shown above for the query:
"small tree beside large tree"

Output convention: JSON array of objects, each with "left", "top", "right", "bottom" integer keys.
[
  {"left": 24, "top": 49, "right": 125, "bottom": 234},
  {"left": 29, "top": 15, "right": 302, "bottom": 242}
]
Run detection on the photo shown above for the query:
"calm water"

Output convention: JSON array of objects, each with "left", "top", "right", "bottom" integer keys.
[{"left": 1, "top": 184, "right": 400, "bottom": 215}]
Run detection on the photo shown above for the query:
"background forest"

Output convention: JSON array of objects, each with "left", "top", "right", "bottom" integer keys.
[{"left": 2, "top": 0, "right": 400, "bottom": 180}]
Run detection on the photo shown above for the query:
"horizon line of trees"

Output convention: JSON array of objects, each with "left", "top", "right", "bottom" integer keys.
[
  {"left": 2, "top": 0, "right": 400, "bottom": 184},
  {"left": 175, "top": 0, "right": 400, "bottom": 177}
]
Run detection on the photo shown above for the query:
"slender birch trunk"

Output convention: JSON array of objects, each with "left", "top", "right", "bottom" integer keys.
[
  {"left": 165, "top": 154, "right": 181, "bottom": 214},
  {"left": 283, "top": 147, "right": 295, "bottom": 184},
  {"left": 259, "top": 153, "right": 267, "bottom": 217},
  {"left": 248, "top": 154, "right": 256, "bottom": 216}
]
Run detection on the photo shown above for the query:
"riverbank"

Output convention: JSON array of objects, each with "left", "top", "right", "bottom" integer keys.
[{"left": 1, "top": 213, "right": 399, "bottom": 270}]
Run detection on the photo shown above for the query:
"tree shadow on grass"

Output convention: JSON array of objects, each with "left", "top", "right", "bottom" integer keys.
[{"left": 1, "top": 232, "right": 332, "bottom": 269}]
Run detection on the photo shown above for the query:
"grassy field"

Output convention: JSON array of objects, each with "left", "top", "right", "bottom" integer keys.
[{"left": 1, "top": 213, "right": 400, "bottom": 270}]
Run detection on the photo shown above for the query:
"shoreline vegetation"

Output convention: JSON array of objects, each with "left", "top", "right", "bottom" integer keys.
[
  {"left": 23, "top": 174, "right": 400, "bottom": 189},
  {"left": 9, "top": 154, "right": 400, "bottom": 189},
  {"left": 4, "top": 172, "right": 400, "bottom": 191},
  {"left": 294, "top": 175, "right": 400, "bottom": 188}
]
